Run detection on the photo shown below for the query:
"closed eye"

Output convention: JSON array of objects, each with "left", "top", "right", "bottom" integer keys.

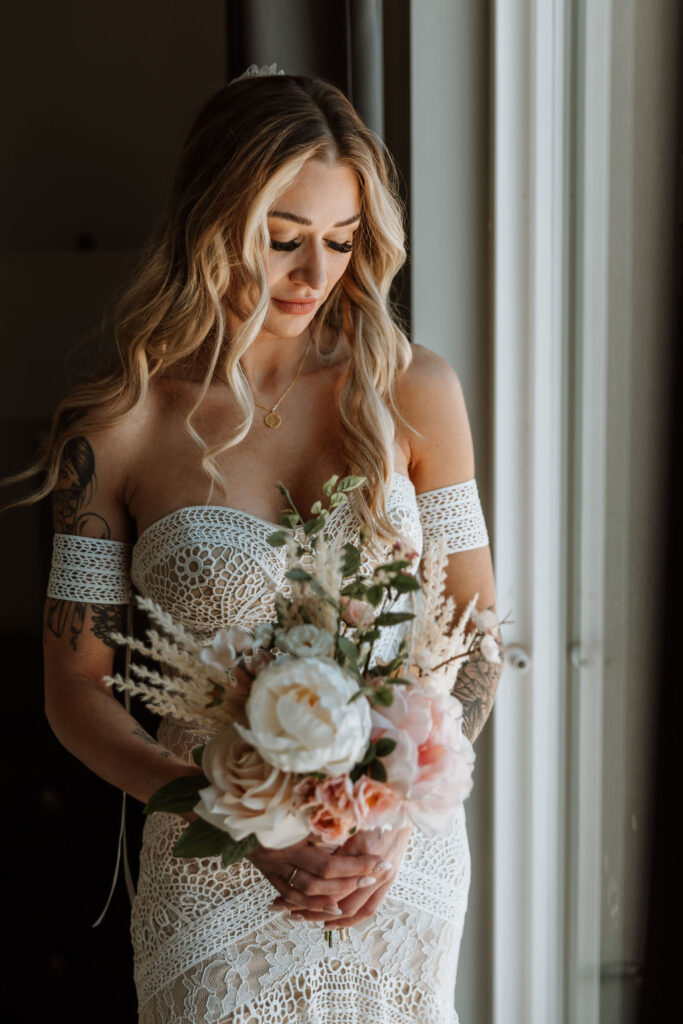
[{"left": 270, "top": 239, "right": 354, "bottom": 254}]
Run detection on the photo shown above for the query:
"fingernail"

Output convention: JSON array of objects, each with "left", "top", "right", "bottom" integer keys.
[
  {"left": 358, "top": 876, "right": 376, "bottom": 888},
  {"left": 326, "top": 906, "right": 343, "bottom": 915},
  {"left": 377, "top": 861, "right": 393, "bottom": 871}
]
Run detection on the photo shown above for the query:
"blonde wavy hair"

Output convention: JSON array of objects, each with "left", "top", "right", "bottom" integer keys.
[{"left": 3, "top": 74, "right": 419, "bottom": 546}]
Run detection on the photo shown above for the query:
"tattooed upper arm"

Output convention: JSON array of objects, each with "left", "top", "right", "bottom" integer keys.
[{"left": 45, "top": 431, "right": 133, "bottom": 658}]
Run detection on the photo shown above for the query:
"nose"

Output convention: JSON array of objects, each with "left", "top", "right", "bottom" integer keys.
[{"left": 290, "top": 239, "right": 327, "bottom": 293}]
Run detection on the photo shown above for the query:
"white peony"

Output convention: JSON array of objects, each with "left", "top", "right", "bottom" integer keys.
[
  {"left": 233, "top": 654, "right": 371, "bottom": 774},
  {"left": 194, "top": 723, "right": 310, "bottom": 848},
  {"left": 274, "top": 624, "right": 335, "bottom": 658}
]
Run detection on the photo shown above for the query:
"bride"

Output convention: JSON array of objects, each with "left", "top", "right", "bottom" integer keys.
[{"left": 12, "top": 69, "right": 501, "bottom": 1022}]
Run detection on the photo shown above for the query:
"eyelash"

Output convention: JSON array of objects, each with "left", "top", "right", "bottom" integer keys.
[{"left": 270, "top": 239, "right": 354, "bottom": 254}]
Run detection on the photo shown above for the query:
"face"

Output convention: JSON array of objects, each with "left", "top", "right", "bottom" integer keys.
[{"left": 239, "top": 158, "right": 361, "bottom": 340}]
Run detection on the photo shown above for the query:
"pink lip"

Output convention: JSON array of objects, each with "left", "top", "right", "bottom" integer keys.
[{"left": 272, "top": 297, "right": 318, "bottom": 315}]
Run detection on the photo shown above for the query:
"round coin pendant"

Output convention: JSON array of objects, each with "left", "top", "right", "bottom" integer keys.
[{"left": 264, "top": 411, "right": 281, "bottom": 429}]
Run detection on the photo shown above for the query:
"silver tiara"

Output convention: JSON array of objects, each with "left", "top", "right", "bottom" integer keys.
[{"left": 233, "top": 63, "right": 286, "bottom": 83}]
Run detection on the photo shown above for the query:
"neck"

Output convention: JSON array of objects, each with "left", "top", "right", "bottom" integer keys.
[{"left": 239, "top": 331, "right": 313, "bottom": 395}]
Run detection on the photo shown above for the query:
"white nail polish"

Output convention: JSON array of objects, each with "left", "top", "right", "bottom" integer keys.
[
  {"left": 377, "top": 861, "right": 393, "bottom": 871},
  {"left": 358, "top": 876, "right": 376, "bottom": 888}
]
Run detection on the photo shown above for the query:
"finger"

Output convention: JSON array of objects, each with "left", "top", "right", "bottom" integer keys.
[
  {"left": 303, "top": 848, "right": 382, "bottom": 880},
  {"left": 271, "top": 867, "right": 357, "bottom": 903},
  {"left": 326, "top": 875, "right": 394, "bottom": 927}
]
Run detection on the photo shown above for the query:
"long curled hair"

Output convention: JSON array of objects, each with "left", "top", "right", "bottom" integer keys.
[{"left": 3, "top": 74, "right": 418, "bottom": 545}]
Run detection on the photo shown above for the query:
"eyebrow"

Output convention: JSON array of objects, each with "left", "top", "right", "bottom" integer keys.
[{"left": 267, "top": 210, "right": 361, "bottom": 228}]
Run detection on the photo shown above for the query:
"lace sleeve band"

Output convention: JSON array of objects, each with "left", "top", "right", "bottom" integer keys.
[
  {"left": 46, "top": 534, "right": 133, "bottom": 604},
  {"left": 415, "top": 478, "right": 490, "bottom": 553}
]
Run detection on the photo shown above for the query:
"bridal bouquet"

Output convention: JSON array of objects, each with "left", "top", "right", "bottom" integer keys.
[{"left": 106, "top": 474, "right": 502, "bottom": 929}]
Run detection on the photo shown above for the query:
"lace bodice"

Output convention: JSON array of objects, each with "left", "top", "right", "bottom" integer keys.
[{"left": 45, "top": 469, "right": 488, "bottom": 1023}]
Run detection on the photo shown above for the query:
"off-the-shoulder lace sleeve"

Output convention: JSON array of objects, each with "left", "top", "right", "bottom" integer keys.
[
  {"left": 415, "top": 478, "right": 490, "bottom": 553},
  {"left": 46, "top": 534, "right": 133, "bottom": 604}
]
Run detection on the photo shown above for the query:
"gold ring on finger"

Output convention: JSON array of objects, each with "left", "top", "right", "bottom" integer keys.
[{"left": 286, "top": 866, "right": 299, "bottom": 887}]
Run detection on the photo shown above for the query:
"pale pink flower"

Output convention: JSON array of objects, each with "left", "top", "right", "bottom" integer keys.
[
  {"left": 353, "top": 775, "right": 401, "bottom": 829},
  {"left": 291, "top": 775, "right": 320, "bottom": 811},
  {"left": 309, "top": 804, "right": 355, "bottom": 845},
  {"left": 195, "top": 724, "right": 310, "bottom": 848},
  {"left": 406, "top": 690, "right": 475, "bottom": 834},
  {"left": 339, "top": 596, "right": 376, "bottom": 630},
  {"left": 315, "top": 774, "right": 356, "bottom": 816}
]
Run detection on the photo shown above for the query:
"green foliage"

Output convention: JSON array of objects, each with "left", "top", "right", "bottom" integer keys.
[
  {"left": 368, "top": 759, "right": 388, "bottom": 783},
  {"left": 340, "top": 542, "right": 361, "bottom": 576},
  {"left": 144, "top": 774, "right": 208, "bottom": 815},
  {"left": 266, "top": 530, "right": 289, "bottom": 547},
  {"left": 191, "top": 745, "right": 205, "bottom": 768},
  {"left": 374, "top": 737, "right": 397, "bottom": 757},
  {"left": 373, "top": 611, "right": 415, "bottom": 626}
]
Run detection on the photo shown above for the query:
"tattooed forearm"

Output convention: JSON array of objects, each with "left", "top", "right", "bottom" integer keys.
[
  {"left": 91, "top": 605, "right": 127, "bottom": 649},
  {"left": 451, "top": 615, "right": 504, "bottom": 743},
  {"left": 45, "top": 600, "right": 126, "bottom": 651},
  {"left": 132, "top": 727, "right": 173, "bottom": 758}
]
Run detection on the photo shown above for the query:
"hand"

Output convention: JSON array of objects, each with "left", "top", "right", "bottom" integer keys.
[
  {"left": 249, "top": 834, "right": 391, "bottom": 923},
  {"left": 320, "top": 822, "right": 414, "bottom": 930}
]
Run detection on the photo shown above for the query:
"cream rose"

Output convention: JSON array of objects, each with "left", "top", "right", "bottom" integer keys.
[
  {"left": 194, "top": 723, "right": 310, "bottom": 848},
  {"left": 233, "top": 654, "right": 372, "bottom": 774},
  {"left": 274, "top": 624, "right": 335, "bottom": 658}
]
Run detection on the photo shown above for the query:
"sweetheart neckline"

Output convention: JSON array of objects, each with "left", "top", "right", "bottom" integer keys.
[{"left": 132, "top": 471, "right": 416, "bottom": 551}]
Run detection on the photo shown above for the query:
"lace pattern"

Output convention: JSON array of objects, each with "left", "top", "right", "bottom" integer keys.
[
  {"left": 46, "top": 533, "right": 133, "bottom": 604},
  {"left": 47, "top": 472, "right": 486, "bottom": 1021},
  {"left": 415, "top": 479, "right": 489, "bottom": 553},
  {"left": 134, "top": 720, "right": 469, "bottom": 1024}
]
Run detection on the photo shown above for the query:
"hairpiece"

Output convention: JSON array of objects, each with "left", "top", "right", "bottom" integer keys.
[{"left": 232, "top": 63, "right": 286, "bottom": 84}]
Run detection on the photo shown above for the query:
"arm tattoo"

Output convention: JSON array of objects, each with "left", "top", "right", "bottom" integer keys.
[
  {"left": 132, "top": 727, "right": 173, "bottom": 759},
  {"left": 46, "top": 434, "right": 126, "bottom": 652},
  {"left": 451, "top": 606, "right": 504, "bottom": 743}
]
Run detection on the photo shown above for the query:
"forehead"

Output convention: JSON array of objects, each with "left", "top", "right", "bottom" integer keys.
[{"left": 270, "top": 159, "right": 361, "bottom": 224}]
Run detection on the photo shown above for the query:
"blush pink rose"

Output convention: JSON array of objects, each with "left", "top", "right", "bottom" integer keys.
[
  {"left": 353, "top": 775, "right": 401, "bottom": 829},
  {"left": 309, "top": 804, "right": 355, "bottom": 844},
  {"left": 406, "top": 691, "right": 475, "bottom": 834},
  {"left": 339, "top": 596, "right": 376, "bottom": 630}
]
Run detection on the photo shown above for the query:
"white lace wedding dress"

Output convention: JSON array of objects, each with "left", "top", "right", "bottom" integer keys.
[{"left": 48, "top": 470, "right": 489, "bottom": 1024}]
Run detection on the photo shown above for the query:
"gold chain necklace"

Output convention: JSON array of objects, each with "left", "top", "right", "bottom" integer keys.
[{"left": 252, "top": 335, "right": 312, "bottom": 429}]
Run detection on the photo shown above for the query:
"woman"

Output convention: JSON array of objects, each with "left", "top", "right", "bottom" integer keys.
[{"left": 10, "top": 69, "right": 501, "bottom": 1022}]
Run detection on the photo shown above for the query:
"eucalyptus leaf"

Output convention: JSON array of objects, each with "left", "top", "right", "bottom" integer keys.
[
  {"left": 336, "top": 636, "right": 358, "bottom": 663},
  {"left": 390, "top": 574, "right": 421, "bottom": 594},
  {"left": 220, "top": 833, "right": 259, "bottom": 866},
  {"left": 172, "top": 817, "right": 227, "bottom": 858},
  {"left": 322, "top": 474, "right": 339, "bottom": 496},
  {"left": 266, "top": 530, "right": 289, "bottom": 547},
  {"left": 337, "top": 475, "right": 367, "bottom": 493},
  {"left": 373, "top": 611, "right": 416, "bottom": 626},
  {"left": 340, "top": 542, "right": 361, "bottom": 576},
  {"left": 366, "top": 584, "right": 385, "bottom": 606},
  {"left": 372, "top": 687, "right": 394, "bottom": 707},
  {"left": 304, "top": 515, "right": 326, "bottom": 536},
  {"left": 144, "top": 774, "right": 208, "bottom": 816},
  {"left": 286, "top": 568, "right": 312, "bottom": 581}
]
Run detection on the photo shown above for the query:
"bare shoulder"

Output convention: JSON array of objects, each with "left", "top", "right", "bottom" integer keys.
[{"left": 395, "top": 343, "right": 475, "bottom": 492}]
